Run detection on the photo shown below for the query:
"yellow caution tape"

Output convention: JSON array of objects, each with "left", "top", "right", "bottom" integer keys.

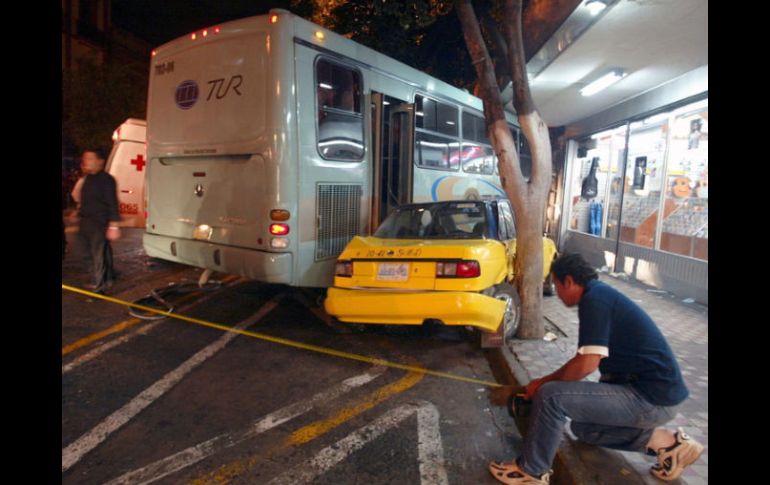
[{"left": 62, "top": 284, "right": 503, "bottom": 388}]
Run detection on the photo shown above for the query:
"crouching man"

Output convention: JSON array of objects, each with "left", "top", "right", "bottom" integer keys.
[{"left": 489, "top": 253, "right": 703, "bottom": 485}]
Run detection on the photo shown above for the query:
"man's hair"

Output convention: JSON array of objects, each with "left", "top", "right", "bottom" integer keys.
[
  {"left": 550, "top": 253, "right": 598, "bottom": 286},
  {"left": 82, "top": 147, "right": 107, "bottom": 161}
]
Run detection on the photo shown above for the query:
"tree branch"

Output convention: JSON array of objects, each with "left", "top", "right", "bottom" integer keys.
[{"left": 503, "top": 0, "right": 551, "bottom": 190}]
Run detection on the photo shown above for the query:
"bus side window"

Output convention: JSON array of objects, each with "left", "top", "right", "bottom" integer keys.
[
  {"left": 461, "top": 112, "right": 495, "bottom": 175},
  {"left": 414, "top": 95, "right": 460, "bottom": 172},
  {"left": 316, "top": 58, "right": 364, "bottom": 161}
]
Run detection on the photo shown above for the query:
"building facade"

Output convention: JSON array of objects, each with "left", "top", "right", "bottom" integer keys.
[{"left": 557, "top": 65, "right": 708, "bottom": 304}]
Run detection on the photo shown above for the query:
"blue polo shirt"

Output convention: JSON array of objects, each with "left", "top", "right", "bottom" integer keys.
[{"left": 578, "top": 280, "right": 689, "bottom": 406}]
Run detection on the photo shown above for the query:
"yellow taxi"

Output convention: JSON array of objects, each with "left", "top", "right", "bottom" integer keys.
[{"left": 324, "top": 200, "right": 557, "bottom": 339}]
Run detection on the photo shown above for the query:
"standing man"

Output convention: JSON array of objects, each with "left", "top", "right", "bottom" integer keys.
[
  {"left": 76, "top": 148, "right": 121, "bottom": 293},
  {"left": 489, "top": 253, "right": 703, "bottom": 484}
]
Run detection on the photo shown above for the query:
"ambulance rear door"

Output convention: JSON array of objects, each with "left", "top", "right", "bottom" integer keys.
[{"left": 106, "top": 118, "right": 147, "bottom": 228}]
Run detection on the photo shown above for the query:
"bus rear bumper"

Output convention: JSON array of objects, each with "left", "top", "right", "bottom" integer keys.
[{"left": 143, "top": 233, "right": 293, "bottom": 283}]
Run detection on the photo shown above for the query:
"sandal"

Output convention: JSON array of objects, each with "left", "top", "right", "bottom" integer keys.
[{"left": 488, "top": 461, "right": 550, "bottom": 485}]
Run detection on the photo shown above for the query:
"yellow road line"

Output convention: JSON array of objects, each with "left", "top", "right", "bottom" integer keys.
[
  {"left": 62, "top": 318, "right": 142, "bottom": 356},
  {"left": 192, "top": 370, "right": 425, "bottom": 485},
  {"left": 287, "top": 370, "right": 425, "bottom": 446},
  {"left": 62, "top": 276, "right": 239, "bottom": 356},
  {"left": 61, "top": 284, "right": 501, "bottom": 388}
]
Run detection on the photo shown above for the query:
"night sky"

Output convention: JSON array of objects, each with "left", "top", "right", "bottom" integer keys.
[{"left": 112, "top": 0, "right": 294, "bottom": 46}]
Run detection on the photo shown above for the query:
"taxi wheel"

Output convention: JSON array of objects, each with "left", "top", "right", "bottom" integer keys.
[
  {"left": 543, "top": 274, "right": 556, "bottom": 296},
  {"left": 492, "top": 283, "right": 521, "bottom": 339}
]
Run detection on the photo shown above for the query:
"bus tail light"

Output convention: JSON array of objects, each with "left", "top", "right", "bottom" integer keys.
[
  {"left": 335, "top": 260, "right": 353, "bottom": 277},
  {"left": 436, "top": 260, "right": 480, "bottom": 278},
  {"left": 270, "top": 237, "right": 289, "bottom": 249},
  {"left": 270, "top": 209, "right": 290, "bottom": 221},
  {"left": 269, "top": 223, "right": 289, "bottom": 235}
]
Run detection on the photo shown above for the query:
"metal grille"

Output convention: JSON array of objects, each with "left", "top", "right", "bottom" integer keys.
[{"left": 316, "top": 184, "right": 362, "bottom": 260}]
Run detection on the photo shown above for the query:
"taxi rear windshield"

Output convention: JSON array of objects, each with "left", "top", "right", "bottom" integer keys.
[{"left": 375, "top": 202, "right": 488, "bottom": 239}]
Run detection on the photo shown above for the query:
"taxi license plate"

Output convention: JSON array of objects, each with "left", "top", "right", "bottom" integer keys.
[{"left": 376, "top": 262, "right": 409, "bottom": 281}]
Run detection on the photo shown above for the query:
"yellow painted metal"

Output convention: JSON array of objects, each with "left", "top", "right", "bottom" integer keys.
[
  {"left": 542, "top": 236, "right": 558, "bottom": 279},
  {"left": 326, "top": 233, "right": 558, "bottom": 333},
  {"left": 334, "top": 236, "right": 508, "bottom": 291},
  {"left": 325, "top": 287, "right": 506, "bottom": 332}
]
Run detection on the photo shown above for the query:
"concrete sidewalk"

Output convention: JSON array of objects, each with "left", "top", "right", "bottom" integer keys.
[{"left": 500, "top": 273, "right": 708, "bottom": 484}]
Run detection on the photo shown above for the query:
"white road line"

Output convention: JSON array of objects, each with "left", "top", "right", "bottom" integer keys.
[
  {"left": 62, "top": 321, "right": 161, "bottom": 374},
  {"left": 62, "top": 297, "right": 282, "bottom": 473},
  {"left": 265, "top": 400, "right": 448, "bottom": 485},
  {"left": 63, "top": 277, "right": 241, "bottom": 374},
  {"left": 416, "top": 401, "right": 449, "bottom": 485},
  {"left": 103, "top": 366, "right": 387, "bottom": 485}
]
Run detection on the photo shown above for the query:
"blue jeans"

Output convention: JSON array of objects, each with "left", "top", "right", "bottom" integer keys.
[{"left": 519, "top": 381, "right": 680, "bottom": 477}]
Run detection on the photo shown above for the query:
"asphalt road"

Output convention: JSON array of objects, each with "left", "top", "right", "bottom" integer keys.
[{"left": 62, "top": 227, "right": 523, "bottom": 484}]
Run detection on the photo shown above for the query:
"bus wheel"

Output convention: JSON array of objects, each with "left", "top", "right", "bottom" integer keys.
[{"left": 492, "top": 283, "right": 521, "bottom": 339}]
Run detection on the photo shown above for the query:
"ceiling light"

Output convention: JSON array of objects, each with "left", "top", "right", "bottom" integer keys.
[
  {"left": 580, "top": 69, "right": 626, "bottom": 96},
  {"left": 585, "top": 0, "right": 607, "bottom": 16}
]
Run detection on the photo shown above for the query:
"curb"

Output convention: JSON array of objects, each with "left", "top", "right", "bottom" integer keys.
[{"left": 495, "top": 344, "right": 652, "bottom": 485}]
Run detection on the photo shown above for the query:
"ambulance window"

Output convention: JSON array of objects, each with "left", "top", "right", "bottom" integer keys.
[{"left": 316, "top": 59, "right": 364, "bottom": 161}]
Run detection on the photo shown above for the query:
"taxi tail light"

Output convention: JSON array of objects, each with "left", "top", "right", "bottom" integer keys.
[
  {"left": 436, "top": 260, "right": 480, "bottom": 278},
  {"left": 335, "top": 260, "right": 353, "bottom": 277}
]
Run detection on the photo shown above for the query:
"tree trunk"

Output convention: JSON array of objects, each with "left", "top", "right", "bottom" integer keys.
[{"left": 456, "top": 0, "right": 552, "bottom": 339}]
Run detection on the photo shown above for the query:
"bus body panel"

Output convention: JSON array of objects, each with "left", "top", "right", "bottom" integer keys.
[
  {"left": 147, "top": 27, "right": 269, "bottom": 155},
  {"left": 144, "top": 15, "right": 298, "bottom": 283}
]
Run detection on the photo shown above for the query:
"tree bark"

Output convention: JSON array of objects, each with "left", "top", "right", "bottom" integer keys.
[{"left": 456, "top": 0, "right": 552, "bottom": 339}]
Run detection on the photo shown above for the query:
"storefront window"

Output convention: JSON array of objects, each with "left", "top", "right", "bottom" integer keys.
[
  {"left": 568, "top": 126, "right": 625, "bottom": 237},
  {"left": 619, "top": 115, "right": 668, "bottom": 249},
  {"left": 660, "top": 101, "right": 708, "bottom": 260},
  {"left": 564, "top": 97, "right": 707, "bottom": 262},
  {"left": 600, "top": 127, "right": 627, "bottom": 240}
]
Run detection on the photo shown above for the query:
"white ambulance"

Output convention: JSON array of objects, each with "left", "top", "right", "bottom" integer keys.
[{"left": 105, "top": 118, "right": 147, "bottom": 228}]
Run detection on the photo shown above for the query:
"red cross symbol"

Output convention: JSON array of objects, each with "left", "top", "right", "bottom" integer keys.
[{"left": 131, "top": 154, "right": 146, "bottom": 172}]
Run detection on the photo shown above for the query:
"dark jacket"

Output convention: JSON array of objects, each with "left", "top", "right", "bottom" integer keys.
[{"left": 78, "top": 171, "right": 120, "bottom": 225}]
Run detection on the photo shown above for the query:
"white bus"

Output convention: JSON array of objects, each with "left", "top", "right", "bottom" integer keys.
[{"left": 143, "top": 9, "right": 526, "bottom": 288}]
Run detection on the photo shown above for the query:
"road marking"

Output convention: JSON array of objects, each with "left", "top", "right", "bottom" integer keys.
[
  {"left": 193, "top": 368, "right": 425, "bottom": 485},
  {"left": 63, "top": 321, "right": 161, "bottom": 374},
  {"left": 286, "top": 369, "right": 424, "bottom": 446},
  {"left": 62, "top": 284, "right": 501, "bottom": 388},
  {"left": 62, "top": 277, "right": 240, "bottom": 374},
  {"left": 102, "top": 366, "right": 387, "bottom": 485},
  {"left": 266, "top": 400, "right": 448, "bottom": 485},
  {"left": 62, "top": 317, "right": 143, "bottom": 356},
  {"left": 61, "top": 296, "right": 283, "bottom": 473},
  {"left": 62, "top": 275, "right": 239, "bottom": 357}
]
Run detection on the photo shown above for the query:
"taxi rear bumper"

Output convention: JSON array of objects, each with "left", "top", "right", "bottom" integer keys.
[{"left": 324, "top": 287, "right": 506, "bottom": 333}]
